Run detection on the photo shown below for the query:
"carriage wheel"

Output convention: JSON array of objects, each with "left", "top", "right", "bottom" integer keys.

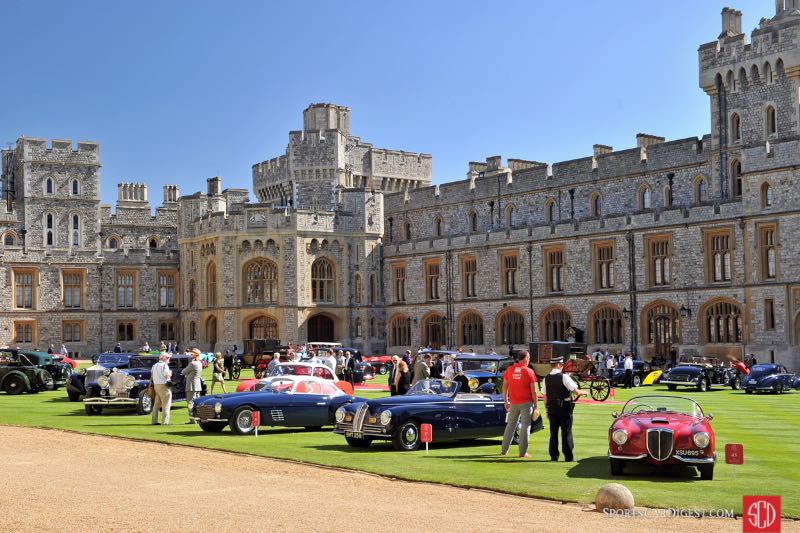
[
  {"left": 590, "top": 379, "right": 611, "bottom": 402},
  {"left": 569, "top": 374, "right": 582, "bottom": 390}
]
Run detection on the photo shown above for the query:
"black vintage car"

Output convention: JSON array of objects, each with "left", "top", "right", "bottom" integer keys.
[
  {"left": 0, "top": 349, "right": 55, "bottom": 394},
  {"left": 610, "top": 360, "right": 654, "bottom": 388},
  {"left": 742, "top": 364, "right": 800, "bottom": 394},
  {"left": 83, "top": 354, "right": 204, "bottom": 415},
  {"left": 661, "top": 357, "right": 735, "bottom": 392},
  {"left": 18, "top": 351, "right": 73, "bottom": 388},
  {"left": 67, "top": 353, "right": 136, "bottom": 401}
]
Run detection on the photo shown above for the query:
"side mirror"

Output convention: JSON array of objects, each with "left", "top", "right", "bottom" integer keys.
[
  {"left": 611, "top": 411, "right": 618, "bottom": 419},
  {"left": 707, "top": 413, "right": 714, "bottom": 421}
]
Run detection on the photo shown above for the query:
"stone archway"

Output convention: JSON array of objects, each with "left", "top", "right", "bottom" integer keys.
[{"left": 308, "top": 314, "right": 335, "bottom": 342}]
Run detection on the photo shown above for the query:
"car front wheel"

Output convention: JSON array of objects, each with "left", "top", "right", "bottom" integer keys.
[
  {"left": 84, "top": 405, "right": 103, "bottom": 416},
  {"left": 610, "top": 458, "right": 625, "bottom": 475},
  {"left": 137, "top": 390, "right": 153, "bottom": 415},
  {"left": 697, "top": 379, "right": 708, "bottom": 392},
  {"left": 378, "top": 365, "right": 388, "bottom": 375},
  {"left": 731, "top": 376, "right": 742, "bottom": 390},
  {"left": 230, "top": 406, "right": 256, "bottom": 435},
  {"left": 199, "top": 421, "right": 226, "bottom": 433},
  {"left": 632, "top": 375, "right": 642, "bottom": 388},
  {"left": 36, "top": 370, "right": 54, "bottom": 392},
  {"left": 392, "top": 421, "right": 421, "bottom": 451},
  {"left": 666, "top": 384, "right": 677, "bottom": 391},
  {"left": 698, "top": 463, "right": 714, "bottom": 480}
]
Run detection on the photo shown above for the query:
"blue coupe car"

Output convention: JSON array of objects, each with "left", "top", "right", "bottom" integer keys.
[
  {"left": 334, "top": 378, "right": 506, "bottom": 451},
  {"left": 743, "top": 364, "right": 800, "bottom": 394},
  {"left": 189, "top": 375, "right": 362, "bottom": 434}
]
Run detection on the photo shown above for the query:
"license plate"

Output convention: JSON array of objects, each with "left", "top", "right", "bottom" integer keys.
[{"left": 345, "top": 431, "right": 363, "bottom": 439}]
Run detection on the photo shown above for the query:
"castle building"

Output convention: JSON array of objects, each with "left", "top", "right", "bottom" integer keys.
[
  {"left": 382, "top": 3, "right": 800, "bottom": 369},
  {"left": 1, "top": 3, "right": 799, "bottom": 370}
]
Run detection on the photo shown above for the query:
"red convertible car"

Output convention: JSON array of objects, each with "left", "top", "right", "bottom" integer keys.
[
  {"left": 363, "top": 355, "right": 392, "bottom": 375},
  {"left": 608, "top": 395, "right": 716, "bottom": 480}
]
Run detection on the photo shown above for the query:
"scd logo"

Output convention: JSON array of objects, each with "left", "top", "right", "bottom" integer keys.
[{"left": 743, "top": 496, "right": 780, "bottom": 533}]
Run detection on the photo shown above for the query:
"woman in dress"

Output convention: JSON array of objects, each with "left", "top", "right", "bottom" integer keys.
[
  {"left": 210, "top": 352, "right": 228, "bottom": 394},
  {"left": 393, "top": 359, "right": 411, "bottom": 395}
]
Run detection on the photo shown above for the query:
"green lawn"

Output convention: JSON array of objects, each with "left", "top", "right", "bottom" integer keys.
[{"left": 1, "top": 365, "right": 798, "bottom": 517}]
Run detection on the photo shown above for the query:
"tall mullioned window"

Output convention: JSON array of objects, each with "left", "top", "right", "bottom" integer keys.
[
  {"left": 244, "top": 259, "right": 278, "bottom": 304},
  {"left": 116, "top": 272, "right": 135, "bottom": 308},
  {"left": 392, "top": 264, "right": 406, "bottom": 303},
  {"left": 707, "top": 231, "right": 732, "bottom": 283},
  {"left": 594, "top": 242, "right": 614, "bottom": 289},
  {"left": 647, "top": 236, "right": 671, "bottom": 287},
  {"left": 704, "top": 300, "right": 742, "bottom": 344},
  {"left": 63, "top": 321, "right": 82, "bottom": 343},
  {"left": 311, "top": 258, "right": 335, "bottom": 303},
  {"left": 462, "top": 257, "right": 477, "bottom": 298},
  {"left": 759, "top": 225, "right": 777, "bottom": 280},
  {"left": 63, "top": 271, "right": 83, "bottom": 308},
  {"left": 425, "top": 260, "right": 440, "bottom": 301},
  {"left": 545, "top": 247, "right": 564, "bottom": 293},
  {"left": 159, "top": 272, "right": 176, "bottom": 308},
  {"left": 459, "top": 312, "right": 484, "bottom": 346},
  {"left": 501, "top": 252, "right": 518, "bottom": 296},
  {"left": 354, "top": 274, "right": 362, "bottom": 305},
  {"left": 14, "top": 270, "right": 35, "bottom": 309},
  {"left": 206, "top": 263, "right": 217, "bottom": 307},
  {"left": 15, "top": 321, "right": 35, "bottom": 343}
]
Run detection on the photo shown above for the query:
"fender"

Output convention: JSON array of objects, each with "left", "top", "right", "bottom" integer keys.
[
  {"left": 643, "top": 370, "right": 663, "bottom": 385},
  {"left": 1, "top": 370, "right": 32, "bottom": 391}
]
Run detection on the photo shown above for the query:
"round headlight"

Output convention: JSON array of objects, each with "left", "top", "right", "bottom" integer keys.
[
  {"left": 124, "top": 375, "right": 135, "bottom": 388},
  {"left": 693, "top": 431, "right": 710, "bottom": 449},
  {"left": 335, "top": 407, "right": 346, "bottom": 423},
  {"left": 79, "top": 368, "right": 87, "bottom": 376},
  {"left": 97, "top": 375, "right": 109, "bottom": 388},
  {"left": 188, "top": 401, "right": 195, "bottom": 412},
  {"left": 379, "top": 410, "right": 392, "bottom": 426},
  {"left": 612, "top": 429, "right": 628, "bottom": 445},
  {"left": 468, "top": 378, "right": 479, "bottom": 391},
  {"left": 214, "top": 402, "right": 222, "bottom": 414}
]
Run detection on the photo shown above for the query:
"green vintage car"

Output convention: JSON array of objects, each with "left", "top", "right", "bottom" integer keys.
[{"left": 0, "top": 349, "right": 55, "bottom": 394}]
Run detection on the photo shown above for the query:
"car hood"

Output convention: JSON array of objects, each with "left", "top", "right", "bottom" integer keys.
[
  {"left": 123, "top": 368, "right": 152, "bottom": 380},
  {"left": 461, "top": 370, "right": 497, "bottom": 379},
  {"left": 619, "top": 412, "right": 701, "bottom": 429},
  {"left": 666, "top": 366, "right": 702, "bottom": 376},
  {"left": 360, "top": 395, "right": 457, "bottom": 409}
]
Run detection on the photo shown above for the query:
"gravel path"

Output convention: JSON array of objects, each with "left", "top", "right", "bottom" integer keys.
[{"left": 0, "top": 426, "right": 767, "bottom": 532}]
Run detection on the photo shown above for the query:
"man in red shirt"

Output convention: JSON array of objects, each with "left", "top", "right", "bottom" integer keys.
[{"left": 500, "top": 350, "right": 539, "bottom": 458}]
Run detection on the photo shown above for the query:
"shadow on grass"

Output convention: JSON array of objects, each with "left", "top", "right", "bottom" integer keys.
[
  {"left": 567, "top": 455, "right": 702, "bottom": 482},
  {"left": 165, "top": 426, "right": 332, "bottom": 438},
  {"left": 309, "top": 438, "right": 502, "bottom": 454}
]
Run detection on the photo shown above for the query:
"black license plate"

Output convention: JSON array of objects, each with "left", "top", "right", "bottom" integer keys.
[{"left": 345, "top": 431, "right": 363, "bottom": 439}]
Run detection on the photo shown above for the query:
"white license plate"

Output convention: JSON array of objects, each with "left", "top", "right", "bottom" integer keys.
[{"left": 345, "top": 431, "right": 363, "bottom": 439}]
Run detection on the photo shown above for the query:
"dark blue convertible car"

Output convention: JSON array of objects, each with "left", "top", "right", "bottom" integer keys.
[
  {"left": 334, "top": 378, "right": 506, "bottom": 451},
  {"left": 189, "top": 375, "right": 362, "bottom": 434},
  {"left": 66, "top": 353, "right": 136, "bottom": 401},
  {"left": 743, "top": 364, "right": 800, "bottom": 394}
]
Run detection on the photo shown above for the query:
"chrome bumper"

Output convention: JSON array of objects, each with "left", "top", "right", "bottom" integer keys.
[
  {"left": 608, "top": 451, "right": 715, "bottom": 464},
  {"left": 660, "top": 379, "right": 697, "bottom": 386},
  {"left": 83, "top": 397, "right": 136, "bottom": 405},
  {"left": 189, "top": 416, "right": 227, "bottom": 423}
]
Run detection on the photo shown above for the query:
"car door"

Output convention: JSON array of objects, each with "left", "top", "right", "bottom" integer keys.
[
  {"left": 454, "top": 395, "right": 498, "bottom": 438},
  {"left": 284, "top": 379, "right": 326, "bottom": 427},
  {"left": 170, "top": 359, "right": 187, "bottom": 400}
]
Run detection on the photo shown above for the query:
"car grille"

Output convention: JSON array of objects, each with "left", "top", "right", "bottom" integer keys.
[
  {"left": 646, "top": 429, "right": 674, "bottom": 461},
  {"left": 85, "top": 369, "right": 106, "bottom": 383},
  {"left": 196, "top": 405, "right": 217, "bottom": 420},
  {"left": 352, "top": 403, "right": 369, "bottom": 433},
  {"left": 669, "top": 374, "right": 689, "bottom": 382}
]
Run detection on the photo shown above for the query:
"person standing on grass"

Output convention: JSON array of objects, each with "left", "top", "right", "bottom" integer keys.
[
  {"left": 500, "top": 350, "right": 539, "bottom": 458},
  {"left": 224, "top": 349, "right": 233, "bottom": 380},
  {"left": 412, "top": 354, "right": 431, "bottom": 385},
  {"left": 150, "top": 352, "right": 173, "bottom": 425},
  {"left": 542, "top": 356, "right": 588, "bottom": 462},
  {"left": 394, "top": 358, "right": 411, "bottom": 395},
  {"left": 623, "top": 352, "right": 634, "bottom": 388},
  {"left": 210, "top": 352, "right": 227, "bottom": 394},
  {"left": 182, "top": 348, "right": 203, "bottom": 422},
  {"left": 388, "top": 355, "right": 400, "bottom": 395}
]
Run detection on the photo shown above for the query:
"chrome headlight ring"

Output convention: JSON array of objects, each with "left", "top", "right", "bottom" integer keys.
[
  {"left": 379, "top": 410, "right": 392, "bottom": 426},
  {"left": 335, "top": 407, "right": 346, "bottom": 423},
  {"left": 612, "top": 429, "right": 628, "bottom": 445},
  {"left": 693, "top": 431, "right": 710, "bottom": 449}
]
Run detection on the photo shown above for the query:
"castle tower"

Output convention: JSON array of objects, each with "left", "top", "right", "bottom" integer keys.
[
  {"left": 699, "top": 6, "right": 800, "bottom": 200},
  {"left": 303, "top": 103, "right": 350, "bottom": 134}
]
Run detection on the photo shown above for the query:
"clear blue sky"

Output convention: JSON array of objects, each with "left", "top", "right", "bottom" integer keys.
[{"left": 0, "top": 0, "right": 768, "bottom": 206}]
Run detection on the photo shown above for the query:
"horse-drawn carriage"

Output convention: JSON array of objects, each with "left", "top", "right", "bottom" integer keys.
[{"left": 527, "top": 341, "right": 611, "bottom": 401}]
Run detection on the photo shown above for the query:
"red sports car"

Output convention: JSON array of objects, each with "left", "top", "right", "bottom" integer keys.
[
  {"left": 363, "top": 355, "right": 392, "bottom": 375},
  {"left": 53, "top": 355, "right": 77, "bottom": 369},
  {"left": 608, "top": 395, "right": 716, "bottom": 480}
]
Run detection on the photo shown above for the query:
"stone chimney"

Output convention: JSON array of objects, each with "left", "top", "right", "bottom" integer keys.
[
  {"left": 207, "top": 176, "right": 221, "bottom": 196},
  {"left": 636, "top": 133, "right": 665, "bottom": 149},
  {"left": 593, "top": 144, "right": 613, "bottom": 157},
  {"left": 720, "top": 7, "right": 742, "bottom": 37}
]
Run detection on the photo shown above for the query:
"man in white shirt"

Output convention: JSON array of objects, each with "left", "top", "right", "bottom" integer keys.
[
  {"left": 623, "top": 352, "right": 634, "bottom": 389},
  {"left": 150, "top": 352, "right": 173, "bottom": 425},
  {"left": 324, "top": 349, "right": 338, "bottom": 374},
  {"left": 541, "top": 355, "right": 588, "bottom": 462}
]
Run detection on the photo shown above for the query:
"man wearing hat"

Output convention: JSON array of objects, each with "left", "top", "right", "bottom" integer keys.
[
  {"left": 150, "top": 352, "right": 173, "bottom": 425},
  {"left": 182, "top": 348, "right": 204, "bottom": 422},
  {"left": 541, "top": 355, "right": 588, "bottom": 462}
]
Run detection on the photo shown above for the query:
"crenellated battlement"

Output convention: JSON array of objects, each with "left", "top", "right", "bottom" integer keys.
[
  {"left": 384, "top": 135, "right": 708, "bottom": 213},
  {"left": 16, "top": 137, "right": 99, "bottom": 165}
]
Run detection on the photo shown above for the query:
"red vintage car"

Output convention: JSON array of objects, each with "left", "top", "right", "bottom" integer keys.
[
  {"left": 363, "top": 355, "right": 392, "bottom": 375},
  {"left": 608, "top": 395, "right": 716, "bottom": 480},
  {"left": 53, "top": 355, "right": 77, "bottom": 369}
]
